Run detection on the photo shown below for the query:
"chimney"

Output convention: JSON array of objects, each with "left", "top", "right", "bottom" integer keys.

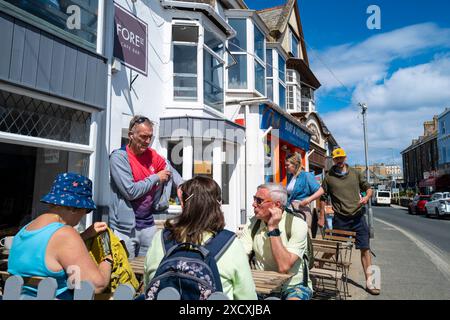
[{"left": 423, "top": 115, "right": 438, "bottom": 136}]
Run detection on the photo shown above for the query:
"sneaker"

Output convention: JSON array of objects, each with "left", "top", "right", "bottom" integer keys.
[{"left": 366, "top": 286, "right": 380, "bottom": 295}]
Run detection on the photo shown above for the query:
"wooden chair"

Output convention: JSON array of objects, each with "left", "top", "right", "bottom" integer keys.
[
  {"left": 310, "top": 239, "right": 344, "bottom": 299},
  {"left": 322, "top": 229, "right": 356, "bottom": 298}
]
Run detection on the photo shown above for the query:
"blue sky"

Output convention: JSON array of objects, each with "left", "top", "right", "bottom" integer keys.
[{"left": 245, "top": 0, "right": 450, "bottom": 166}]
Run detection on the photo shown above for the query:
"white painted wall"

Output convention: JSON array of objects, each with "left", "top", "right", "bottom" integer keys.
[
  {"left": 98, "top": 1, "right": 244, "bottom": 231},
  {"left": 244, "top": 104, "right": 266, "bottom": 218}
]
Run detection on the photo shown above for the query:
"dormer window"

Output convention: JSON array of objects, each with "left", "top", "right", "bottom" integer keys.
[{"left": 290, "top": 28, "right": 299, "bottom": 58}]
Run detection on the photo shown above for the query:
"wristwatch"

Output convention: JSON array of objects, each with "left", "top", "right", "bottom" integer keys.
[
  {"left": 266, "top": 229, "right": 281, "bottom": 237},
  {"left": 102, "top": 257, "right": 113, "bottom": 266}
]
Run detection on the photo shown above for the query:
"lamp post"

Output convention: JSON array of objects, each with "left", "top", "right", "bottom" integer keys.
[{"left": 359, "top": 103, "right": 374, "bottom": 239}]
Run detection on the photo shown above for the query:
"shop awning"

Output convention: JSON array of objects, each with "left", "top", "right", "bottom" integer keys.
[
  {"left": 419, "top": 177, "right": 436, "bottom": 188},
  {"left": 436, "top": 174, "right": 450, "bottom": 189},
  {"left": 259, "top": 104, "right": 311, "bottom": 151},
  {"left": 159, "top": 116, "right": 245, "bottom": 144}
]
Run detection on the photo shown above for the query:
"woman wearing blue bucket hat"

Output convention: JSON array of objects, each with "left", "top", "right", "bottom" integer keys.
[{"left": 8, "top": 173, "right": 113, "bottom": 299}]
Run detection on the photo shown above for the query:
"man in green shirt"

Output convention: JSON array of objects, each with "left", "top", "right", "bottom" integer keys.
[
  {"left": 321, "top": 148, "right": 380, "bottom": 295},
  {"left": 240, "top": 183, "right": 312, "bottom": 300}
]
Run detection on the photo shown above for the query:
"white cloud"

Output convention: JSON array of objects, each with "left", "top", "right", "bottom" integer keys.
[
  {"left": 316, "top": 24, "right": 450, "bottom": 166},
  {"left": 353, "top": 55, "right": 450, "bottom": 110},
  {"left": 323, "top": 105, "right": 445, "bottom": 165},
  {"left": 310, "top": 23, "right": 450, "bottom": 91}
]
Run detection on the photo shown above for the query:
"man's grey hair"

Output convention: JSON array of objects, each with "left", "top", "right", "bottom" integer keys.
[{"left": 257, "top": 183, "right": 288, "bottom": 207}]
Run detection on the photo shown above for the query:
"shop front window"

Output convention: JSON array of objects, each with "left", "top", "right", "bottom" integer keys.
[
  {"left": 2, "top": 0, "right": 98, "bottom": 48},
  {"left": 0, "top": 142, "right": 90, "bottom": 231},
  {"left": 0, "top": 89, "right": 91, "bottom": 145},
  {"left": 264, "top": 136, "right": 274, "bottom": 183},
  {"left": 193, "top": 139, "right": 214, "bottom": 179}
]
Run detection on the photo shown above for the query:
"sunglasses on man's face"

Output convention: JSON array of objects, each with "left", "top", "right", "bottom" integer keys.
[{"left": 253, "top": 196, "right": 271, "bottom": 206}]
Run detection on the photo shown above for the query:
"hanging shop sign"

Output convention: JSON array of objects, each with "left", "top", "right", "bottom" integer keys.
[{"left": 113, "top": 3, "right": 148, "bottom": 76}]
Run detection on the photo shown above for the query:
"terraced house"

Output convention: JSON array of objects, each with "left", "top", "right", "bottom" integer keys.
[{"left": 0, "top": 0, "right": 337, "bottom": 235}]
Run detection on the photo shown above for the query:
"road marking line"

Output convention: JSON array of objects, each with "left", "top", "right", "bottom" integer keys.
[{"left": 374, "top": 217, "right": 450, "bottom": 283}]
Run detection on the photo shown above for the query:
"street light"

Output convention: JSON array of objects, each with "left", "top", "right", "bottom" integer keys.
[
  {"left": 388, "top": 147, "right": 397, "bottom": 190},
  {"left": 359, "top": 102, "right": 374, "bottom": 239}
]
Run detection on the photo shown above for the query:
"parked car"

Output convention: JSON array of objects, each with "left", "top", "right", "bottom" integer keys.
[
  {"left": 424, "top": 192, "right": 450, "bottom": 218},
  {"left": 408, "top": 195, "right": 431, "bottom": 215},
  {"left": 373, "top": 190, "right": 391, "bottom": 206}
]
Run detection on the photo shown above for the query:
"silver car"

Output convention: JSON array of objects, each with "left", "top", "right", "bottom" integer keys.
[{"left": 424, "top": 192, "right": 450, "bottom": 218}]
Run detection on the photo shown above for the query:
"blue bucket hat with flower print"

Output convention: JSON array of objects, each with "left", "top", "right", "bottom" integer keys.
[{"left": 40, "top": 173, "right": 96, "bottom": 211}]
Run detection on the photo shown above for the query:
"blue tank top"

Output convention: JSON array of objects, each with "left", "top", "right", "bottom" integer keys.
[{"left": 8, "top": 222, "right": 72, "bottom": 299}]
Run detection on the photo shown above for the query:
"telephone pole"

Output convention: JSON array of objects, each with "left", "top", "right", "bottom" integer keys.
[{"left": 359, "top": 103, "right": 374, "bottom": 238}]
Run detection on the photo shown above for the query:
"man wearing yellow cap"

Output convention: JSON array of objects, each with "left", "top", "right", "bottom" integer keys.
[{"left": 321, "top": 148, "right": 379, "bottom": 295}]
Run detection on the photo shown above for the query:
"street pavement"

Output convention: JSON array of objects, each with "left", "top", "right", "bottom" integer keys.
[{"left": 346, "top": 205, "right": 450, "bottom": 300}]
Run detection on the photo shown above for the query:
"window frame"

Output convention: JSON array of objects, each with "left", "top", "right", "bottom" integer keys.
[
  {"left": 253, "top": 23, "right": 266, "bottom": 96},
  {"left": 172, "top": 22, "right": 200, "bottom": 102},
  {"left": 203, "top": 36, "right": 225, "bottom": 112},
  {"left": 266, "top": 48, "right": 274, "bottom": 102},
  {"left": 0, "top": 0, "right": 103, "bottom": 54},
  {"left": 227, "top": 17, "right": 248, "bottom": 90},
  {"left": 278, "top": 51, "right": 286, "bottom": 109},
  {"left": 290, "top": 28, "right": 300, "bottom": 58}
]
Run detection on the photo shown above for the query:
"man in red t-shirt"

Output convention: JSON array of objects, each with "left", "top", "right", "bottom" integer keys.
[{"left": 109, "top": 116, "right": 171, "bottom": 258}]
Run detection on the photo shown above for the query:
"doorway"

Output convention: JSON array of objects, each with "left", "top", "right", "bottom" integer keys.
[{"left": 0, "top": 143, "right": 36, "bottom": 232}]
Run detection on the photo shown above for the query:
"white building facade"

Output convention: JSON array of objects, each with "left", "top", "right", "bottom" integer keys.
[
  {"left": 0, "top": 0, "right": 108, "bottom": 232},
  {"left": 98, "top": 0, "right": 248, "bottom": 232}
]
